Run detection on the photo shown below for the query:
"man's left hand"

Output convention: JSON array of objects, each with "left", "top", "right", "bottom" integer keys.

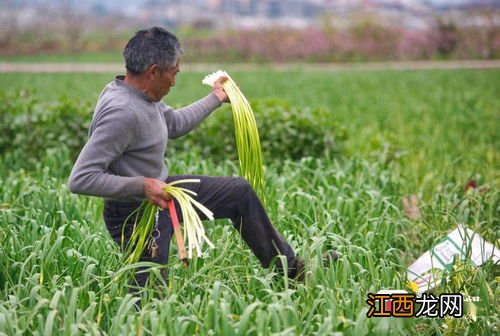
[{"left": 212, "top": 76, "right": 230, "bottom": 103}]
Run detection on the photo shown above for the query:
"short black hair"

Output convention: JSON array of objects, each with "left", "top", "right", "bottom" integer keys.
[{"left": 123, "top": 27, "right": 184, "bottom": 75}]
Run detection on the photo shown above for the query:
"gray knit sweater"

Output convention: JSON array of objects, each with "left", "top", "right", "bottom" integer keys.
[{"left": 68, "top": 76, "right": 221, "bottom": 201}]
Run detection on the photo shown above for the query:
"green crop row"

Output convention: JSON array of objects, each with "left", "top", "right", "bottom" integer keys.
[{"left": 1, "top": 145, "right": 497, "bottom": 335}]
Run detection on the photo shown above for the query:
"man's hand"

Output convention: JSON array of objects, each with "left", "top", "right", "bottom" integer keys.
[
  {"left": 212, "top": 76, "right": 230, "bottom": 103},
  {"left": 144, "top": 177, "right": 172, "bottom": 209}
]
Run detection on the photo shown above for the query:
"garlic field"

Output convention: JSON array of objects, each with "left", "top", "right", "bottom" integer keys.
[{"left": 0, "top": 69, "right": 498, "bottom": 335}]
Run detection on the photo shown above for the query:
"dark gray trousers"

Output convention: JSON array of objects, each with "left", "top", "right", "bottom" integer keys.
[{"left": 103, "top": 175, "right": 298, "bottom": 288}]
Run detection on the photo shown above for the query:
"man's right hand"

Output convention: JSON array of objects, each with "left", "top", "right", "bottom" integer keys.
[{"left": 143, "top": 177, "right": 173, "bottom": 209}]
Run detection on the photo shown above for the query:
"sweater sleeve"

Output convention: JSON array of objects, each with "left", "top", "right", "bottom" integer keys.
[
  {"left": 162, "top": 93, "right": 221, "bottom": 139},
  {"left": 68, "top": 105, "right": 144, "bottom": 199}
]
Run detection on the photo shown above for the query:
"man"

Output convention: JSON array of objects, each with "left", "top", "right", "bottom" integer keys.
[{"left": 68, "top": 27, "right": 307, "bottom": 290}]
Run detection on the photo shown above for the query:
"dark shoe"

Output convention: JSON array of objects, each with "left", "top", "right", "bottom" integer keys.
[{"left": 294, "top": 258, "right": 306, "bottom": 282}]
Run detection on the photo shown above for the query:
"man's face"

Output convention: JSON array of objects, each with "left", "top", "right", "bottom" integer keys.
[{"left": 150, "top": 59, "right": 180, "bottom": 101}]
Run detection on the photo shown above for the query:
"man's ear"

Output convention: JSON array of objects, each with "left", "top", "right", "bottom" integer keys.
[{"left": 146, "top": 64, "right": 158, "bottom": 80}]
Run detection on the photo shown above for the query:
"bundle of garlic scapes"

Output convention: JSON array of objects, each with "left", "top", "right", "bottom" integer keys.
[
  {"left": 202, "top": 70, "right": 266, "bottom": 200},
  {"left": 164, "top": 179, "right": 215, "bottom": 259},
  {"left": 122, "top": 201, "right": 157, "bottom": 264},
  {"left": 123, "top": 179, "right": 215, "bottom": 264}
]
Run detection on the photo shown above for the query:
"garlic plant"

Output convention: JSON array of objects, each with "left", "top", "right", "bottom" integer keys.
[
  {"left": 123, "top": 179, "right": 215, "bottom": 264},
  {"left": 164, "top": 179, "right": 215, "bottom": 259},
  {"left": 202, "top": 70, "right": 266, "bottom": 200},
  {"left": 122, "top": 201, "right": 157, "bottom": 265}
]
